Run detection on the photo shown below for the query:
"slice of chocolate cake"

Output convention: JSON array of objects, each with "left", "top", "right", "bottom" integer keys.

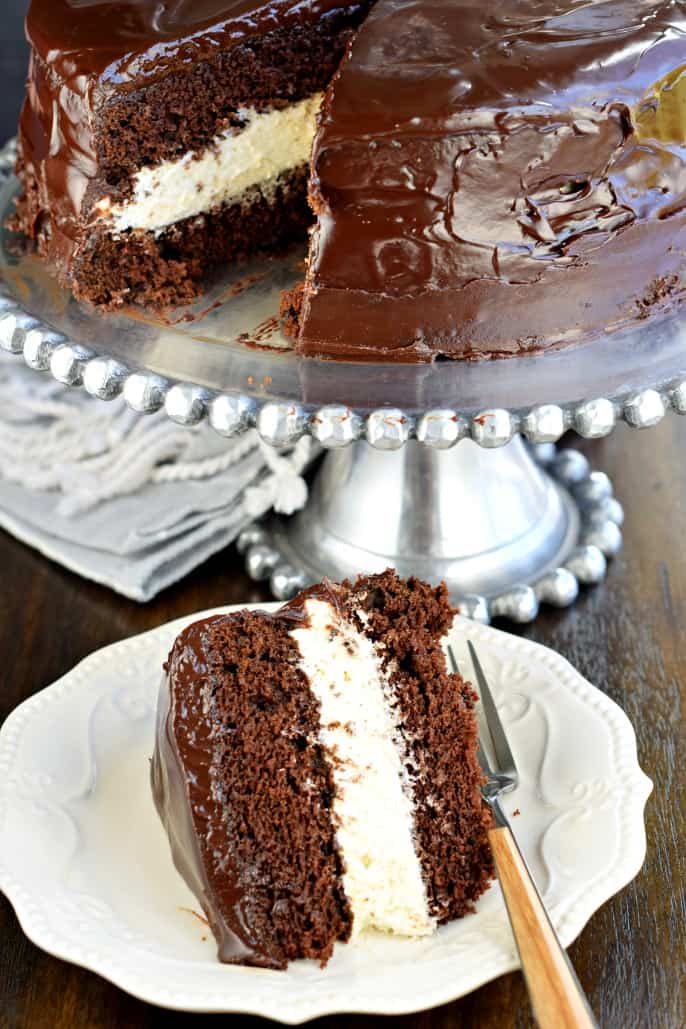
[
  {"left": 152, "top": 570, "right": 493, "bottom": 969},
  {"left": 13, "top": 0, "right": 372, "bottom": 309}
]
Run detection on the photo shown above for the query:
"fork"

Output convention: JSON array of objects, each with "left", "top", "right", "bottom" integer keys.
[{"left": 447, "top": 641, "right": 598, "bottom": 1029}]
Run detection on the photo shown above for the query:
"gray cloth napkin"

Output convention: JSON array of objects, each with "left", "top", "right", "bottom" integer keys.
[{"left": 0, "top": 352, "right": 313, "bottom": 601}]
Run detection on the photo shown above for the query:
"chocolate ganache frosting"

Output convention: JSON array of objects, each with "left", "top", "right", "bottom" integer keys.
[
  {"left": 151, "top": 611, "right": 300, "bottom": 968},
  {"left": 14, "top": 0, "right": 686, "bottom": 357},
  {"left": 151, "top": 583, "right": 351, "bottom": 968},
  {"left": 150, "top": 616, "right": 261, "bottom": 965},
  {"left": 25, "top": 0, "right": 357, "bottom": 83},
  {"left": 294, "top": 0, "right": 686, "bottom": 360}
]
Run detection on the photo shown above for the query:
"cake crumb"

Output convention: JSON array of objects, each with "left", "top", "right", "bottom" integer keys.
[{"left": 179, "top": 906, "right": 210, "bottom": 928}]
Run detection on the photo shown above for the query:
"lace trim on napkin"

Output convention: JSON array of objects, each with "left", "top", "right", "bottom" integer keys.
[{"left": 0, "top": 352, "right": 313, "bottom": 519}]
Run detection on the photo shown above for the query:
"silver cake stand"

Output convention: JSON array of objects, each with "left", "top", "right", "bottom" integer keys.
[{"left": 1, "top": 138, "right": 685, "bottom": 623}]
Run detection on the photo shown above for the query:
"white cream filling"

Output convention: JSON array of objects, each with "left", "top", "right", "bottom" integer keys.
[
  {"left": 290, "top": 598, "right": 434, "bottom": 939},
  {"left": 96, "top": 93, "right": 322, "bottom": 234}
]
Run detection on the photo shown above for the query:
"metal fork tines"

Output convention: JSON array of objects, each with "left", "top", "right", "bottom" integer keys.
[
  {"left": 446, "top": 639, "right": 598, "bottom": 1029},
  {"left": 447, "top": 641, "right": 518, "bottom": 826},
  {"left": 470, "top": 640, "right": 519, "bottom": 823}
]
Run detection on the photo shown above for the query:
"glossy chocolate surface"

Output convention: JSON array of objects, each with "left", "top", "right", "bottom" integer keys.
[
  {"left": 17, "top": 0, "right": 686, "bottom": 358},
  {"left": 297, "top": 0, "right": 686, "bottom": 359},
  {"left": 150, "top": 583, "right": 346, "bottom": 968},
  {"left": 151, "top": 615, "right": 267, "bottom": 966},
  {"left": 26, "top": 0, "right": 353, "bottom": 85}
]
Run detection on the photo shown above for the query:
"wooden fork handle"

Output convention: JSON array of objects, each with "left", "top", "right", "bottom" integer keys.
[{"left": 489, "top": 826, "right": 598, "bottom": 1029}]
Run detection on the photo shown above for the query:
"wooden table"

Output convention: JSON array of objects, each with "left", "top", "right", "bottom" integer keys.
[{"left": 1, "top": 418, "right": 685, "bottom": 1029}]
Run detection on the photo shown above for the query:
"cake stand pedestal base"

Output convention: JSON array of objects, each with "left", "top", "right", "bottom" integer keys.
[{"left": 239, "top": 439, "right": 624, "bottom": 624}]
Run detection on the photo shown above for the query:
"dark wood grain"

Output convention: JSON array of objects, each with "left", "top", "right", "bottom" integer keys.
[{"left": 1, "top": 417, "right": 685, "bottom": 1029}]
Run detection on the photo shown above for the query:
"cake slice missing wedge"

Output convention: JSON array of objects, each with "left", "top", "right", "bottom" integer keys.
[{"left": 151, "top": 570, "right": 494, "bottom": 969}]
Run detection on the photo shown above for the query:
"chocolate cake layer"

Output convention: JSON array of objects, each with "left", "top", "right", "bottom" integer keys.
[
  {"left": 14, "top": 0, "right": 370, "bottom": 309},
  {"left": 294, "top": 0, "right": 686, "bottom": 360},
  {"left": 62, "top": 167, "right": 310, "bottom": 310},
  {"left": 152, "top": 571, "right": 494, "bottom": 968}
]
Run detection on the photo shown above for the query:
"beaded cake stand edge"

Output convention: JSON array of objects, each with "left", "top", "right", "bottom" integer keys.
[{"left": 1, "top": 136, "right": 682, "bottom": 622}]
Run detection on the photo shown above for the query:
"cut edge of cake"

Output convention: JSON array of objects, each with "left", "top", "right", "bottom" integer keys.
[{"left": 11, "top": 3, "right": 373, "bottom": 310}]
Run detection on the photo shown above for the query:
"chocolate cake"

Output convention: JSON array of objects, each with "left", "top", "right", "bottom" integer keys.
[
  {"left": 151, "top": 570, "right": 494, "bottom": 969},
  {"left": 12, "top": 0, "right": 371, "bottom": 308},
  {"left": 13, "top": 1, "right": 686, "bottom": 360},
  {"left": 290, "top": 0, "right": 686, "bottom": 360}
]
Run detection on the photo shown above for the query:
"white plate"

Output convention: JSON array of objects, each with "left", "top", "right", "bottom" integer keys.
[{"left": 0, "top": 605, "right": 652, "bottom": 1021}]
